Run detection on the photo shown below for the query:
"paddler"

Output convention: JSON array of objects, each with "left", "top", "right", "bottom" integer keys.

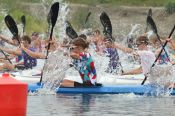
[
  {"left": 114, "top": 35, "right": 156, "bottom": 75},
  {"left": 61, "top": 37, "right": 98, "bottom": 87}
]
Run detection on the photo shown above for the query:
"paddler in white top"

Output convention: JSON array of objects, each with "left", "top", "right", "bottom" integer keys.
[{"left": 114, "top": 35, "right": 156, "bottom": 75}]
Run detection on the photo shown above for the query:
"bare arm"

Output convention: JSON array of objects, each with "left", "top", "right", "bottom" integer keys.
[
  {"left": 0, "top": 47, "right": 21, "bottom": 56},
  {"left": 0, "top": 35, "right": 14, "bottom": 45},
  {"left": 168, "top": 39, "right": 175, "bottom": 50},
  {"left": 21, "top": 46, "right": 46, "bottom": 59},
  {"left": 122, "top": 67, "right": 142, "bottom": 75},
  {"left": 114, "top": 43, "right": 133, "bottom": 53}
]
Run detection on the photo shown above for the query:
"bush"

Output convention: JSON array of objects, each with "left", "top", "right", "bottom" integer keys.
[{"left": 165, "top": 2, "right": 175, "bottom": 14}]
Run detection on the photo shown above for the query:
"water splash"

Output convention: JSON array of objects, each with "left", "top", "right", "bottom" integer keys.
[
  {"left": 149, "top": 63, "right": 175, "bottom": 87},
  {"left": 42, "top": 50, "right": 70, "bottom": 90},
  {"left": 40, "top": 0, "right": 69, "bottom": 41}
]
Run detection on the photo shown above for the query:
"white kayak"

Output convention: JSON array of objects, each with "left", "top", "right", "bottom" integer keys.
[
  {"left": 65, "top": 73, "right": 147, "bottom": 85},
  {"left": 0, "top": 71, "right": 146, "bottom": 85},
  {"left": 0, "top": 59, "right": 147, "bottom": 84},
  {"left": 0, "top": 59, "right": 44, "bottom": 83}
]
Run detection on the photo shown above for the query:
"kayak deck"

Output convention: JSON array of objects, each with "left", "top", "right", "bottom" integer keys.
[{"left": 28, "top": 83, "right": 175, "bottom": 95}]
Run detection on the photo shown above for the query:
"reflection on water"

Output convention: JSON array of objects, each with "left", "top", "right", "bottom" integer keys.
[{"left": 27, "top": 94, "right": 175, "bottom": 116}]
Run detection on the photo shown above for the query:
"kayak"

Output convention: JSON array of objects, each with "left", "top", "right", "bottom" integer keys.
[
  {"left": 0, "top": 59, "right": 43, "bottom": 83},
  {"left": 28, "top": 83, "right": 175, "bottom": 95},
  {"left": 65, "top": 74, "right": 147, "bottom": 85},
  {"left": 0, "top": 70, "right": 146, "bottom": 84},
  {"left": 0, "top": 73, "right": 40, "bottom": 84},
  {"left": 0, "top": 67, "right": 41, "bottom": 84}
]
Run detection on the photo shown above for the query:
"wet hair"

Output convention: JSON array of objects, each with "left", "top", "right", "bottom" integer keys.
[
  {"left": 72, "top": 37, "right": 89, "bottom": 49},
  {"left": 21, "top": 35, "right": 31, "bottom": 44},
  {"left": 136, "top": 36, "right": 149, "bottom": 45},
  {"left": 79, "top": 34, "right": 87, "bottom": 40}
]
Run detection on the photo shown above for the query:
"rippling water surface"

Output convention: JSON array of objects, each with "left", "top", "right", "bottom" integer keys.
[{"left": 27, "top": 94, "right": 175, "bottom": 116}]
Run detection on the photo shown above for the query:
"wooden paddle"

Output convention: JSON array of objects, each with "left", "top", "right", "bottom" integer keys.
[
  {"left": 141, "top": 24, "right": 175, "bottom": 85},
  {"left": 40, "top": 2, "right": 59, "bottom": 83},
  {"left": 21, "top": 15, "right": 26, "bottom": 35}
]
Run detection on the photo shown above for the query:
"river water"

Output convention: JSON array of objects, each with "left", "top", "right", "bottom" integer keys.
[{"left": 27, "top": 94, "right": 175, "bottom": 116}]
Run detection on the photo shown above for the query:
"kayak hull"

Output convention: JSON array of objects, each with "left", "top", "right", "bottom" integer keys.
[{"left": 28, "top": 83, "right": 175, "bottom": 95}]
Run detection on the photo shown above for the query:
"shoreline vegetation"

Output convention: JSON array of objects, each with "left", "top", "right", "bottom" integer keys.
[
  {"left": 0, "top": 0, "right": 175, "bottom": 35},
  {"left": 64, "top": 0, "right": 174, "bottom": 7}
]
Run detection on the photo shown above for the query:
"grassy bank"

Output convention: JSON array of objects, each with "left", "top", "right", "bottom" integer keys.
[
  {"left": 64, "top": 0, "right": 175, "bottom": 7},
  {"left": 0, "top": 0, "right": 47, "bottom": 35}
]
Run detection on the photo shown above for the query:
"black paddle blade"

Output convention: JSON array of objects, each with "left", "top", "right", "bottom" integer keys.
[
  {"left": 21, "top": 15, "right": 26, "bottom": 34},
  {"left": 147, "top": 15, "right": 157, "bottom": 34},
  {"left": 50, "top": 2, "right": 59, "bottom": 27},
  {"left": 145, "top": 9, "right": 152, "bottom": 32},
  {"left": 100, "top": 12, "right": 112, "bottom": 36},
  {"left": 66, "top": 21, "right": 78, "bottom": 39},
  {"left": 148, "top": 8, "right": 152, "bottom": 17},
  {"left": 85, "top": 12, "right": 91, "bottom": 24},
  {"left": 21, "top": 15, "right": 26, "bottom": 27},
  {"left": 4, "top": 15, "right": 18, "bottom": 38}
]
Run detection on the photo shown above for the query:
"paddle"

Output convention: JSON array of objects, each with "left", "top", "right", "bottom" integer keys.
[
  {"left": 39, "top": 2, "right": 59, "bottom": 83},
  {"left": 148, "top": 8, "right": 152, "bottom": 17},
  {"left": 141, "top": 24, "right": 175, "bottom": 85},
  {"left": 21, "top": 15, "right": 26, "bottom": 35},
  {"left": 0, "top": 50, "right": 12, "bottom": 64},
  {"left": 3, "top": 15, "right": 19, "bottom": 64},
  {"left": 146, "top": 15, "right": 170, "bottom": 61},
  {"left": 100, "top": 12, "right": 124, "bottom": 73},
  {"left": 100, "top": 12, "right": 112, "bottom": 39},
  {"left": 85, "top": 12, "right": 91, "bottom": 25},
  {"left": 145, "top": 8, "right": 152, "bottom": 32},
  {"left": 5, "top": 15, "right": 19, "bottom": 44},
  {"left": 66, "top": 21, "right": 78, "bottom": 39}
]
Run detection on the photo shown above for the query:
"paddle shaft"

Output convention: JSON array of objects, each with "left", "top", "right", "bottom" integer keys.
[
  {"left": 23, "top": 26, "right": 25, "bottom": 35},
  {"left": 155, "top": 33, "right": 170, "bottom": 61},
  {"left": 40, "top": 26, "right": 54, "bottom": 83},
  {"left": 0, "top": 50, "right": 12, "bottom": 64},
  {"left": 46, "top": 27, "right": 54, "bottom": 58},
  {"left": 141, "top": 25, "right": 175, "bottom": 85}
]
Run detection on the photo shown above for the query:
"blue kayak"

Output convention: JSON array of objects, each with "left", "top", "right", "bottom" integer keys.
[{"left": 28, "top": 83, "right": 175, "bottom": 95}]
